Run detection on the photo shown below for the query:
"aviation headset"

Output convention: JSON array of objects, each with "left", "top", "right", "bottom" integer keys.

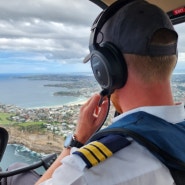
[{"left": 89, "top": 0, "right": 136, "bottom": 95}]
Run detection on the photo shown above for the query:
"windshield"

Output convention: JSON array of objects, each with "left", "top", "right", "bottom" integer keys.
[
  {"left": 175, "top": 22, "right": 185, "bottom": 73},
  {"left": 0, "top": 0, "right": 185, "bottom": 176}
]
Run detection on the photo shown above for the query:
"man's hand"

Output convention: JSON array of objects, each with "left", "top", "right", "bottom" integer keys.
[
  {"left": 35, "top": 94, "right": 109, "bottom": 185},
  {"left": 75, "top": 94, "right": 109, "bottom": 144}
]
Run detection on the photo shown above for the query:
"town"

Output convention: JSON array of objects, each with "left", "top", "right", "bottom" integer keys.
[
  {"left": 0, "top": 102, "right": 114, "bottom": 135},
  {"left": 0, "top": 73, "right": 184, "bottom": 153},
  {"left": 0, "top": 102, "right": 114, "bottom": 154}
]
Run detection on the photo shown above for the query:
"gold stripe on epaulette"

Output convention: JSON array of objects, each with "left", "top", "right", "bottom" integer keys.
[
  {"left": 77, "top": 147, "right": 99, "bottom": 166},
  {"left": 91, "top": 141, "right": 112, "bottom": 157},
  {"left": 77, "top": 141, "right": 113, "bottom": 167}
]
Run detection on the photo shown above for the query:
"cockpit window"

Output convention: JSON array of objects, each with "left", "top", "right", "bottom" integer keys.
[{"left": 174, "top": 22, "right": 185, "bottom": 73}]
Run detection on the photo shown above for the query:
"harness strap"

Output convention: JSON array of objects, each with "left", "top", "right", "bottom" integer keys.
[
  {"left": 170, "top": 168, "right": 185, "bottom": 185},
  {"left": 91, "top": 127, "right": 185, "bottom": 185}
]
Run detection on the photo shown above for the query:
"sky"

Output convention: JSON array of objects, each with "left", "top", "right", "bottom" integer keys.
[
  {"left": 0, "top": 0, "right": 184, "bottom": 74},
  {"left": 0, "top": 0, "right": 101, "bottom": 74}
]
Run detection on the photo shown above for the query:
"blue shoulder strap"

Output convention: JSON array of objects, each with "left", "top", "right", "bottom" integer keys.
[
  {"left": 74, "top": 111, "right": 185, "bottom": 185},
  {"left": 91, "top": 111, "right": 185, "bottom": 171}
]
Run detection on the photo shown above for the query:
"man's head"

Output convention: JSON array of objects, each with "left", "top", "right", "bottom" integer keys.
[
  {"left": 102, "top": 0, "right": 178, "bottom": 84},
  {"left": 99, "top": 0, "right": 178, "bottom": 56},
  {"left": 84, "top": 0, "right": 178, "bottom": 95}
]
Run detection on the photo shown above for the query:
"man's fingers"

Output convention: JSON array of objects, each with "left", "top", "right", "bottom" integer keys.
[
  {"left": 84, "top": 94, "right": 101, "bottom": 115},
  {"left": 95, "top": 98, "right": 109, "bottom": 125}
]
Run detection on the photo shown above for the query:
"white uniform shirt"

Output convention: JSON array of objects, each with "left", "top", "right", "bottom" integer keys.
[{"left": 40, "top": 103, "right": 185, "bottom": 185}]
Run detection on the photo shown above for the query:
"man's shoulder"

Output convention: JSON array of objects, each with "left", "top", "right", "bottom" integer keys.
[
  {"left": 73, "top": 134, "right": 131, "bottom": 168},
  {"left": 69, "top": 141, "right": 173, "bottom": 185}
]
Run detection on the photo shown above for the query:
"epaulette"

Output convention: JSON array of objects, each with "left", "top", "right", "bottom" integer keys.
[{"left": 73, "top": 134, "right": 130, "bottom": 168}]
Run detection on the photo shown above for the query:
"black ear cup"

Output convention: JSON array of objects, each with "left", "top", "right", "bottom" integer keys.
[
  {"left": 90, "top": 42, "right": 127, "bottom": 94},
  {"left": 88, "top": 0, "right": 137, "bottom": 95}
]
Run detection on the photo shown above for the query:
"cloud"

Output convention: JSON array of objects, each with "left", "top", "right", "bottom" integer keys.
[
  {"left": 0, "top": 0, "right": 100, "bottom": 25},
  {"left": 0, "top": 0, "right": 101, "bottom": 71},
  {"left": 178, "top": 52, "right": 185, "bottom": 62},
  {"left": 0, "top": 0, "right": 185, "bottom": 74},
  {"left": 175, "top": 23, "right": 185, "bottom": 53}
]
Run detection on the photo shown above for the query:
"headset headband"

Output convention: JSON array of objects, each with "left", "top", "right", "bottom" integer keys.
[{"left": 89, "top": 0, "right": 136, "bottom": 51}]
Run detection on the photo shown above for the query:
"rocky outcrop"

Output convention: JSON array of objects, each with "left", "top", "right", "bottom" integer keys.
[{"left": 4, "top": 126, "right": 64, "bottom": 154}]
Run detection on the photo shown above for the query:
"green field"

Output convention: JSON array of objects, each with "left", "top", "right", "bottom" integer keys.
[
  {"left": 0, "top": 112, "right": 44, "bottom": 132},
  {"left": 0, "top": 112, "right": 12, "bottom": 125}
]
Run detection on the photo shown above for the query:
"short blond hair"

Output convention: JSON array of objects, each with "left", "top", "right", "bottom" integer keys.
[
  {"left": 124, "top": 54, "right": 177, "bottom": 83},
  {"left": 124, "top": 29, "right": 177, "bottom": 83}
]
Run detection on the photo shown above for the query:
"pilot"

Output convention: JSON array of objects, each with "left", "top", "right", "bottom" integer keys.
[{"left": 5, "top": 0, "right": 185, "bottom": 185}]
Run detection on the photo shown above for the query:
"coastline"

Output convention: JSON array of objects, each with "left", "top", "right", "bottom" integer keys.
[
  {"left": 0, "top": 73, "right": 103, "bottom": 155},
  {"left": 1, "top": 72, "right": 185, "bottom": 156},
  {"left": 0, "top": 73, "right": 101, "bottom": 109},
  {"left": 26, "top": 98, "right": 87, "bottom": 109},
  {"left": 0, "top": 101, "right": 86, "bottom": 154},
  {"left": 6, "top": 126, "right": 64, "bottom": 154},
  {"left": 0, "top": 98, "right": 115, "bottom": 155}
]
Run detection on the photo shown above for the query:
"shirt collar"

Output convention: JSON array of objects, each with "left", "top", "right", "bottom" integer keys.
[{"left": 113, "top": 103, "right": 185, "bottom": 124}]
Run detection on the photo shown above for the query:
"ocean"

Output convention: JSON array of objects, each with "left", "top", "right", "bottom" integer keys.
[
  {"left": 0, "top": 144, "right": 45, "bottom": 175},
  {"left": 0, "top": 73, "right": 89, "bottom": 108},
  {"left": 0, "top": 73, "right": 97, "bottom": 175}
]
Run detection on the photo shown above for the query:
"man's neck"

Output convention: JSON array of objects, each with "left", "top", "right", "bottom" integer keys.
[{"left": 115, "top": 81, "right": 174, "bottom": 113}]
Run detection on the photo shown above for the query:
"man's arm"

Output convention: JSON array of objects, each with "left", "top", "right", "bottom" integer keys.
[
  {"left": 35, "top": 148, "right": 70, "bottom": 185},
  {"left": 35, "top": 94, "right": 109, "bottom": 185}
]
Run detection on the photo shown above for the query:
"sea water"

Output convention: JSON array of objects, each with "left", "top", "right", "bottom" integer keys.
[
  {"left": 0, "top": 73, "right": 86, "bottom": 108},
  {"left": 0, "top": 73, "right": 91, "bottom": 175},
  {"left": 0, "top": 144, "right": 45, "bottom": 175}
]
